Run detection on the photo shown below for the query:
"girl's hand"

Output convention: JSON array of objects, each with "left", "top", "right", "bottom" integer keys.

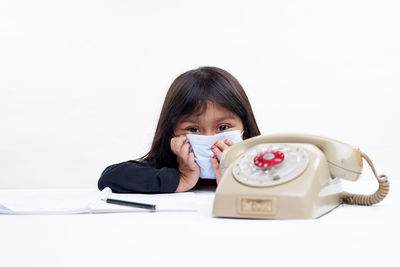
[
  {"left": 211, "top": 138, "right": 235, "bottom": 184},
  {"left": 171, "top": 136, "right": 200, "bottom": 192}
]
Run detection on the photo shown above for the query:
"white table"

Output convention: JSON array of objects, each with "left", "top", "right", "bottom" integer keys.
[{"left": 1, "top": 180, "right": 398, "bottom": 267}]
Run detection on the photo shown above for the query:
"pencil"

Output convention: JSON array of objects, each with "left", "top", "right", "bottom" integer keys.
[{"left": 101, "top": 198, "right": 156, "bottom": 211}]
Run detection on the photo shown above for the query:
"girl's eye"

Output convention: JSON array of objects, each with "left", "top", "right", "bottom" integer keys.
[
  {"left": 187, "top": 127, "right": 199, "bottom": 133},
  {"left": 217, "top": 125, "right": 229, "bottom": 131}
]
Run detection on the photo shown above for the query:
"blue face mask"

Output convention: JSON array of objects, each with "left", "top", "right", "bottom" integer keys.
[{"left": 186, "top": 130, "right": 243, "bottom": 179}]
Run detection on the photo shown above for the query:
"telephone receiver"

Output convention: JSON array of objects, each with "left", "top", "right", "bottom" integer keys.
[{"left": 212, "top": 133, "right": 389, "bottom": 219}]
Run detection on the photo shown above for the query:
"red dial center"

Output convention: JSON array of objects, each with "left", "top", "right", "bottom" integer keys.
[{"left": 253, "top": 150, "right": 285, "bottom": 168}]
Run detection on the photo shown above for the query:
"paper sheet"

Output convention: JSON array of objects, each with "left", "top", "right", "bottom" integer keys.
[{"left": 0, "top": 188, "right": 197, "bottom": 215}]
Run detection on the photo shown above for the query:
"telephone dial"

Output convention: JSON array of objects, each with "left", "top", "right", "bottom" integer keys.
[{"left": 212, "top": 133, "right": 389, "bottom": 219}]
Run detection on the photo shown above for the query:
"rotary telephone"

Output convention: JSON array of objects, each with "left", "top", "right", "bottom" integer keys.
[{"left": 212, "top": 133, "right": 389, "bottom": 219}]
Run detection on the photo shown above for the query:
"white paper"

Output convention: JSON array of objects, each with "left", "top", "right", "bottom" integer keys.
[{"left": 0, "top": 188, "right": 197, "bottom": 215}]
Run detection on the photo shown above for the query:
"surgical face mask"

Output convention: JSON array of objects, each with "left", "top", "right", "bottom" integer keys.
[{"left": 186, "top": 130, "right": 243, "bottom": 179}]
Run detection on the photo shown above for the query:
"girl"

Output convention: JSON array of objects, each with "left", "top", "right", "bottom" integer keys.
[{"left": 98, "top": 66, "right": 261, "bottom": 193}]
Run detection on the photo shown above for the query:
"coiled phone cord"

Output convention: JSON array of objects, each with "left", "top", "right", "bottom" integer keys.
[{"left": 341, "top": 152, "right": 389, "bottom": 205}]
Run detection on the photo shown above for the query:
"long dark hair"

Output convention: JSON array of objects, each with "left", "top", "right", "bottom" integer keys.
[{"left": 141, "top": 66, "right": 261, "bottom": 168}]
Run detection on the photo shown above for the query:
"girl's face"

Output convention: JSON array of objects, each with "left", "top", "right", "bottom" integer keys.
[{"left": 174, "top": 101, "right": 244, "bottom": 136}]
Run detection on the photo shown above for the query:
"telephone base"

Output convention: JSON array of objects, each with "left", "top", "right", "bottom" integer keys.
[{"left": 212, "top": 143, "right": 343, "bottom": 219}]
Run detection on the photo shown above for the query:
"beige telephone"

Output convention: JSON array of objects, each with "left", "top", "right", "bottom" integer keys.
[{"left": 212, "top": 133, "right": 389, "bottom": 219}]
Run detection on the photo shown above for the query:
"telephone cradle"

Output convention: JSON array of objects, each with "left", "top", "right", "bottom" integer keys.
[{"left": 212, "top": 133, "right": 389, "bottom": 219}]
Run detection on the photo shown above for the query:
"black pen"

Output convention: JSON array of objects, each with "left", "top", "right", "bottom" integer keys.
[{"left": 102, "top": 198, "right": 156, "bottom": 211}]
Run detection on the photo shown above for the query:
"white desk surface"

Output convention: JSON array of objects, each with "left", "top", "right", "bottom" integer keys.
[{"left": 1, "top": 180, "right": 398, "bottom": 267}]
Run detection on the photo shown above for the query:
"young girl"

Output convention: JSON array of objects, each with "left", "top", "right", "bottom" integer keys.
[{"left": 98, "top": 66, "right": 261, "bottom": 193}]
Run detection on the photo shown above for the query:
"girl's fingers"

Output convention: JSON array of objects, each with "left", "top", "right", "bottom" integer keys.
[
  {"left": 214, "top": 139, "right": 235, "bottom": 153},
  {"left": 211, "top": 144, "right": 223, "bottom": 160},
  {"left": 224, "top": 138, "right": 234, "bottom": 146},
  {"left": 211, "top": 155, "right": 222, "bottom": 184},
  {"left": 170, "top": 136, "right": 187, "bottom": 154},
  {"left": 181, "top": 141, "right": 192, "bottom": 161},
  {"left": 212, "top": 138, "right": 235, "bottom": 160},
  {"left": 184, "top": 150, "right": 199, "bottom": 173},
  {"left": 214, "top": 140, "right": 229, "bottom": 151},
  {"left": 171, "top": 136, "right": 192, "bottom": 163},
  {"left": 188, "top": 150, "right": 196, "bottom": 168}
]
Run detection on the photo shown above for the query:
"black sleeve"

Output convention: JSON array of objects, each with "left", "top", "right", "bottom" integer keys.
[{"left": 97, "top": 160, "right": 180, "bottom": 193}]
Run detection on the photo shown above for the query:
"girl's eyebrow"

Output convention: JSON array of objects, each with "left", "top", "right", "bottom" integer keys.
[
  {"left": 180, "top": 118, "right": 198, "bottom": 124},
  {"left": 215, "top": 115, "right": 236, "bottom": 122},
  {"left": 180, "top": 115, "right": 236, "bottom": 124}
]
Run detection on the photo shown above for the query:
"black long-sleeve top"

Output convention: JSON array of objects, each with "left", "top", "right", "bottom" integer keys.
[{"left": 97, "top": 159, "right": 181, "bottom": 193}]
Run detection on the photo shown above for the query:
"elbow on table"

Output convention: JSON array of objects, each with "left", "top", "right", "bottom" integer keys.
[
  {"left": 97, "top": 168, "right": 115, "bottom": 191},
  {"left": 97, "top": 163, "right": 122, "bottom": 191},
  {"left": 97, "top": 174, "right": 109, "bottom": 191}
]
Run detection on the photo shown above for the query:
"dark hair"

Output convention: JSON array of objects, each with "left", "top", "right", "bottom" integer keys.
[{"left": 141, "top": 66, "right": 261, "bottom": 168}]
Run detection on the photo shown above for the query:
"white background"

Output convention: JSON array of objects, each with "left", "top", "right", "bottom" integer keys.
[{"left": 1, "top": 0, "right": 399, "bottom": 189}]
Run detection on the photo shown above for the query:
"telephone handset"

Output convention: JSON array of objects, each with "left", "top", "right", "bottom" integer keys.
[{"left": 212, "top": 133, "right": 389, "bottom": 219}]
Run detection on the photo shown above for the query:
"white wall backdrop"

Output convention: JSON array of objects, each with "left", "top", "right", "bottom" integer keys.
[{"left": 1, "top": 0, "right": 399, "bottom": 189}]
